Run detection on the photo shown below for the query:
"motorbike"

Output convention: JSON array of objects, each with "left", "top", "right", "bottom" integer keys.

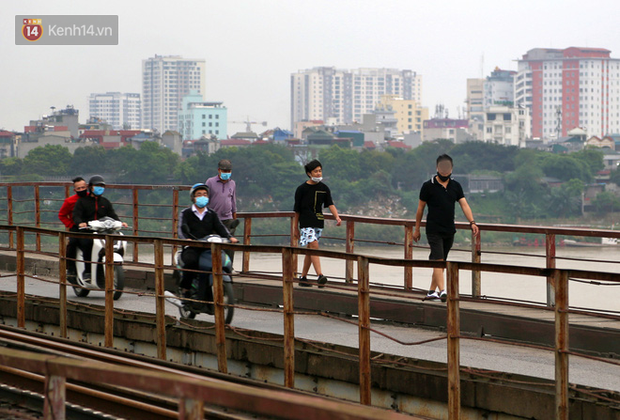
[
  {"left": 69, "top": 217, "right": 127, "bottom": 300},
  {"left": 165, "top": 232, "right": 235, "bottom": 324}
]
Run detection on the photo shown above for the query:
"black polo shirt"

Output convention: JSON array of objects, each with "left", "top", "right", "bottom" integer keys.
[{"left": 419, "top": 176, "right": 465, "bottom": 235}]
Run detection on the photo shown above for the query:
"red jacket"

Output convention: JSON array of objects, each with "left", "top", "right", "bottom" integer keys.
[{"left": 58, "top": 194, "right": 79, "bottom": 228}]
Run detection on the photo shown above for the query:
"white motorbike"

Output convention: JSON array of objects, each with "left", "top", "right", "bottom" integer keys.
[{"left": 69, "top": 217, "right": 127, "bottom": 300}]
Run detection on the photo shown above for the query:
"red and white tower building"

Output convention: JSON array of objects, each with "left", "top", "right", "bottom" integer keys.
[{"left": 515, "top": 47, "right": 620, "bottom": 139}]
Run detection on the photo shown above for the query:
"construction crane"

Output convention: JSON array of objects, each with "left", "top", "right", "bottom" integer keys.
[{"left": 229, "top": 117, "right": 268, "bottom": 133}]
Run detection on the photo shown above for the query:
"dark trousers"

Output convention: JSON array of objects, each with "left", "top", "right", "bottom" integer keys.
[
  {"left": 221, "top": 219, "right": 238, "bottom": 265},
  {"left": 180, "top": 247, "right": 202, "bottom": 290},
  {"left": 66, "top": 226, "right": 80, "bottom": 274},
  {"left": 75, "top": 234, "right": 94, "bottom": 275}
]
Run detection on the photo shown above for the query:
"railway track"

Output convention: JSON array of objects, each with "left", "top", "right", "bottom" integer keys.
[{"left": 0, "top": 324, "right": 317, "bottom": 420}]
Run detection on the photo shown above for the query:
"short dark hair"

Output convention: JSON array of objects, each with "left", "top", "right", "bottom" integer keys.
[
  {"left": 304, "top": 159, "right": 322, "bottom": 176},
  {"left": 436, "top": 154, "right": 453, "bottom": 166},
  {"left": 72, "top": 177, "right": 84, "bottom": 184}
]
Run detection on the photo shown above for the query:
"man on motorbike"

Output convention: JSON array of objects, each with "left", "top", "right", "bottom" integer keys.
[
  {"left": 178, "top": 183, "right": 238, "bottom": 297},
  {"left": 72, "top": 175, "right": 128, "bottom": 281}
]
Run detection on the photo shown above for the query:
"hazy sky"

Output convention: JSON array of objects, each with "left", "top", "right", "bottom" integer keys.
[{"left": 3, "top": 0, "right": 620, "bottom": 134}]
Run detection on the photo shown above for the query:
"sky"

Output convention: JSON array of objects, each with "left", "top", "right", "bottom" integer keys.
[{"left": 2, "top": 0, "right": 620, "bottom": 134}]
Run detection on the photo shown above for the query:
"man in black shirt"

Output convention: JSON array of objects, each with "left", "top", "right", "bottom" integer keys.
[
  {"left": 178, "top": 183, "right": 238, "bottom": 295},
  {"left": 413, "top": 154, "right": 479, "bottom": 301},
  {"left": 294, "top": 160, "right": 341, "bottom": 287}
]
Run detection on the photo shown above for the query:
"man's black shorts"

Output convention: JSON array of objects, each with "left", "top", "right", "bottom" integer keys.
[{"left": 427, "top": 233, "right": 454, "bottom": 261}]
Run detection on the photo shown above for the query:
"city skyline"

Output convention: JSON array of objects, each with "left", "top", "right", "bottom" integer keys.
[{"left": 2, "top": 0, "right": 620, "bottom": 135}]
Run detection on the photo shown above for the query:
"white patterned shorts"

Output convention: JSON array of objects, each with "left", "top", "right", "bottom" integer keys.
[{"left": 299, "top": 227, "right": 323, "bottom": 247}]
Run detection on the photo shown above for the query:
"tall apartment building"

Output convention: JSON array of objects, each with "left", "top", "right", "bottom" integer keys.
[
  {"left": 465, "top": 79, "right": 484, "bottom": 140},
  {"left": 376, "top": 94, "right": 428, "bottom": 134},
  {"left": 516, "top": 47, "right": 620, "bottom": 139},
  {"left": 88, "top": 92, "right": 141, "bottom": 130},
  {"left": 291, "top": 67, "right": 422, "bottom": 128},
  {"left": 142, "top": 55, "right": 206, "bottom": 133}
]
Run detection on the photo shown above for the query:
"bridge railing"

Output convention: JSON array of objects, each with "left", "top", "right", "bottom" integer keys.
[
  {"left": 2, "top": 223, "right": 619, "bottom": 419},
  {"left": 1, "top": 182, "right": 620, "bottom": 307}
]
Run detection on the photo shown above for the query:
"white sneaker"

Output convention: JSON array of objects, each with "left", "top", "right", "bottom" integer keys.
[
  {"left": 425, "top": 291, "right": 441, "bottom": 301},
  {"left": 440, "top": 290, "right": 447, "bottom": 302}
]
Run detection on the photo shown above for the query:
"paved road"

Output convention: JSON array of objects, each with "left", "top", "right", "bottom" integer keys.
[{"left": 1, "top": 274, "right": 619, "bottom": 393}]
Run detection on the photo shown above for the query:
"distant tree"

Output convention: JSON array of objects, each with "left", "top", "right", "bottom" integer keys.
[
  {"left": 538, "top": 154, "right": 591, "bottom": 183},
  {"left": 592, "top": 191, "right": 620, "bottom": 214},
  {"left": 547, "top": 179, "right": 584, "bottom": 218},
  {"left": 450, "top": 141, "right": 518, "bottom": 173},
  {"left": 0, "top": 157, "right": 23, "bottom": 176},
  {"left": 70, "top": 146, "right": 108, "bottom": 176},
  {"left": 319, "top": 145, "right": 363, "bottom": 182},
  {"left": 572, "top": 147, "right": 604, "bottom": 175},
  {"left": 23, "top": 144, "right": 72, "bottom": 176}
]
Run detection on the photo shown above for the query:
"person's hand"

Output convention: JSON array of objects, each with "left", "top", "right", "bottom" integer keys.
[
  {"left": 121, "top": 222, "right": 128, "bottom": 228},
  {"left": 471, "top": 223, "right": 479, "bottom": 236},
  {"left": 229, "top": 237, "right": 239, "bottom": 243},
  {"left": 335, "top": 216, "right": 342, "bottom": 226},
  {"left": 79, "top": 222, "right": 88, "bottom": 228},
  {"left": 413, "top": 229, "right": 421, "bottom": 243}
]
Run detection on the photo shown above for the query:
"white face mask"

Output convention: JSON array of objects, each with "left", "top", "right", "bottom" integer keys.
[{"left": 311, "top": 177, "right": 323, "bottom": 183}]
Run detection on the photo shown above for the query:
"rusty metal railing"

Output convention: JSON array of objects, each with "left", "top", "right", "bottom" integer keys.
[
  {"left": 1, "top": 182, "right": 620, "bottom": 307},
  {"left": 2, "top": 224, "right": 620, "bottom": 419}
]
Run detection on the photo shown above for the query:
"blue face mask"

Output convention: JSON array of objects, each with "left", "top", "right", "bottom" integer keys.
[
  {"left": 93, "top": 186, "right": 105, "bottom": 196},
  {"left": 195, "top": 196, "right": 209, "bottom": 208},
  {"left": 220, "top": 172, "right": 231, "bottom": 181}
]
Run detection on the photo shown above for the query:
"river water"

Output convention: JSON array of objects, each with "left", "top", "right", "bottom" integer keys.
[{"left": 242, "top": 245, "right": 620, "bottom": 313}]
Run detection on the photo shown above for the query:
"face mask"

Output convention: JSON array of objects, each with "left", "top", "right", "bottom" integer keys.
[
  {"left": 220, "top": 172, "right": 231, "bottom": 181},
  {"left": 76, "top": 189, "right": 88, "bottom": 198},
  {"left": 93, "top": 186, "right": 105, "bottom": 196},
  {"left": 195, "top": 196, "right": 209, "bottom": 208},
  {"left": 436, "top": 172, "right": 451, "bottom": 182},
  {"left": 311, "top": 177, "right": 323, "bottom": 183}
]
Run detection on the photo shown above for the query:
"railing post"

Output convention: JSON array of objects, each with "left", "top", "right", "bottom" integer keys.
[
  {"left": 104, "top": 235, "right": 115, "bottom": 348},
  {"left": 404, "top": 223, "right": 413, "bottom": 290},
  {"left": 7, "top": 186, "right": 13, "bottom": 248},
  {"left": 58, "top": 231, "right": 68, "bottom": 339},
  {"left": 43, "top": 374, "right": 66, "bottom": 420},
  {"left": 154, "top": 239, "right": 167, "bottom": 360},
  {"left": 290, "top": 216, "right": 298, "bottom": 278},
  {"left": 555, "top": 270, "right": 569, "bottom": 420},
  {"left": 357, "top": 255, "right": 371, "bottom": 405},
  {"left": 546, "top": 233, "right": 556, "bottom": 306},
  {"left": 282, "top": 247, "right": 295, "bottom": 388},
  {"left": 179, "top": 398, "right": 204, "bottom": 420},
  {"left": 446, "top": 261, "right": 461, "bottom": 419},
  {"left": 242, "top": 217, "right": 252, "bottom": 273},
  {"left": 472, "top": 228, "right": 481, "bottom": 298},
  {"left": 212, "top": 243, "right": 228, "bottom": 374},
  {"left": 34, "top": 185, "right": 41, "bottom": 251},
  {"left": 16, "top": 226, "right": 25, "bottom": 328},
  {"left": 345, "top": 220, "right": 355, "bottom": 283},
  {"left": 172, "top": 188, "right": 179, "bottom": 266},
  {"left": 132, "top": 188, "right": 139, "bottom": 263}
]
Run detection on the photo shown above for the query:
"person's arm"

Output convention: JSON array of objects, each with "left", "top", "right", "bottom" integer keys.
[
  {"left": 458, "top": 198, "right": 479, "bottom": 236},
  {"left": 105, "top": 198, "right": 128, "bottom": 228},
  {"left": 328, "top": 204, "right": 341, "bottom": 226},
  {"left": 413, "top": 200, "right": 426, "bottom": 242},
  {"left": 73, "top": 199, "right": 87, "bottom": 228},
  {"left": 58, "top": 198, "right": 73, "bottom": 228},
  {"left": 178, "top": 210, "right": 187, "bottom": 239},
  {"left": 231, "top": 182, "right": 237, "bottom": 219},
  {"left": 212, "top": 212, "right": 238, "bottom": 243}
]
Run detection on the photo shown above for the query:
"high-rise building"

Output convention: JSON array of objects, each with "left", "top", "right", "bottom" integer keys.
[
  {"left": 88, "top": 92, "right": 141, "bottom": 130},
  {"left": 142, "top": 55, "right": 206, "bottom": 133},
  {"left": 178, "top": 91, "right": 227, "bottom": 140},
  {"left": 516, "top": 47, "right": 620, "bottom": 139},
  {"left": 484, "top": 68, "right": 516, "bottom": 108},
  {"left": 291, "top": 67, "right": 422, "bottom": 128}
]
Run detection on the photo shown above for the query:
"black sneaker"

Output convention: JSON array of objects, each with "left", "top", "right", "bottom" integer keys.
[
  {"left": 299, "top": 276, "right": 312, "bottom": 287},
  {"left": 317, "top": 274, "right": 328, "bottom": 288}
]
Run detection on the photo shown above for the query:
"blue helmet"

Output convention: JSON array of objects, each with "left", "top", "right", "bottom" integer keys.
[{"left": 189, "top": 183, "right": 209, "bottom": 199}]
